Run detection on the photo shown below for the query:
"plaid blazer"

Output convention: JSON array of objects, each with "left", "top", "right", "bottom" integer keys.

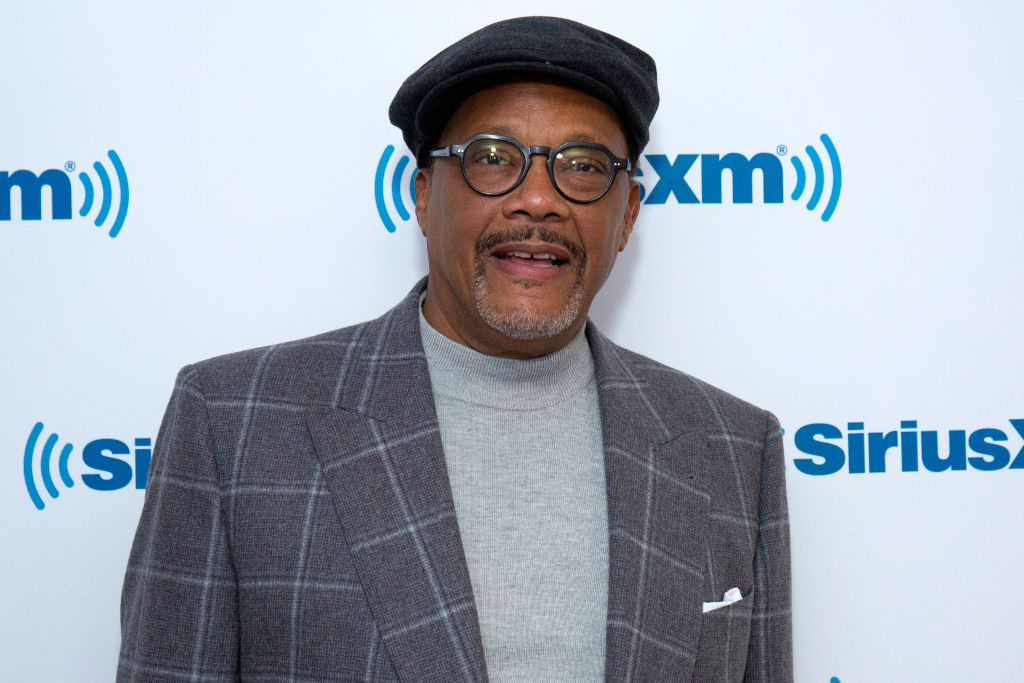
[{"left": 118, "top": 278, "right": 791, "bottom": 682}]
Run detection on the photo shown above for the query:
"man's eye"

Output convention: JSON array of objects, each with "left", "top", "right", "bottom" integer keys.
[
  {"left": 489, "top": 154, "right": 514, "bottom": 166},
  {"left": 560, "top": 155, "right": 608, "bottom": 175},
  {"left": 484, "top": 152, "right": 513, "bottom": 165},
  {"left": 469, "top": 145, "right": 517, "bottom": 166}
]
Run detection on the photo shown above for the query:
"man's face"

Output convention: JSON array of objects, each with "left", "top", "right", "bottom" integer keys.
[{"left": 415, "top": 80, "right": 641, "bottom": 358}]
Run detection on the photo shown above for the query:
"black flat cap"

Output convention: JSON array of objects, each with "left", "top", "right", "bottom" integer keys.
[{"left": 389, "top": 16, "right": 659, "bottom": 166}]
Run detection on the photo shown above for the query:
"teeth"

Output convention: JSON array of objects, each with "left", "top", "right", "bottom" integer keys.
[{"left": 505, "top": 250, "right": 558, "bottom": 260}]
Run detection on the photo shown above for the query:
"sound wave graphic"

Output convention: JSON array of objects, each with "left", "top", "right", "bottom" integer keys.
[
  {"left": 77, "top": 149, "right": 130, "bottom": 238},
  {"left": 24, "top": 422, "right": 74, "bottom": 511},
  {"left": 789, "top": 134, "right": 841, "bottom": 222},
  {"left": 374, "top": 145, "right": 417, "bottom": 233}
]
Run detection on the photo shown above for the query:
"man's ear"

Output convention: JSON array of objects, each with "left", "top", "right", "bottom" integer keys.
[
  {"left": 414, "top": 167, "right": 431, "bottom": 236},
  {"left": 619, "top": 178, "right": 641, "bottom": 251}
]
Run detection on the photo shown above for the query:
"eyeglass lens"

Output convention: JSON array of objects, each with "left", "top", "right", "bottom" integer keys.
[{"left": 462, "top": 138, "right": 615, "bottom": 201}]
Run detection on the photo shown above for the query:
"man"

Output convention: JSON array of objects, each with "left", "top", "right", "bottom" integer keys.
[{"left": 118, "top": 16, "right": 791, "bottom": 682}]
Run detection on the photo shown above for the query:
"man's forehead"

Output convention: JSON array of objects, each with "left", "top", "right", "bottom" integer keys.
[{"left": 482, "top": 127, "right": 606, "bottom": 143}]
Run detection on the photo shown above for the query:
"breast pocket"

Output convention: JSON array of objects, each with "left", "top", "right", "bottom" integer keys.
[{"left": 692, "top": 587, "right": 754, "bottom": 682}]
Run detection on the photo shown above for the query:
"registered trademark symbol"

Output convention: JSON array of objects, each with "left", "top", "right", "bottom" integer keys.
[
  {"left": 776, "top": 145, "right": 787, "bottom": 156},
  {"left": 65, "top": 161, "right": 76, "bottom": 172}
]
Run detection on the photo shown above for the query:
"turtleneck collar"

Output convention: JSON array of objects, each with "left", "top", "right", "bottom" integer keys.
[{"left": 418, "top": 302, "right": 595, "bottom": 410}]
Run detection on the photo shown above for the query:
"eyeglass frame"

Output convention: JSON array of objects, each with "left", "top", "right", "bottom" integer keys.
[{"left": 428, "top": 133, "right": 633, "bottom": 204}]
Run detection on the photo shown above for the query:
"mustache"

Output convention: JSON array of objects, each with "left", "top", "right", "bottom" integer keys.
[{"left": 475, "top": 226, "right": 586, "bottom": 264}]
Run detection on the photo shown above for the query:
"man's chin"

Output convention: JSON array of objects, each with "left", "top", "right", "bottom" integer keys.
[
  {"left": 470, "top": 259, "right": 587, "bottom": 340},
  {"left": 479, "top": 310, "right": 573, "bottom": 340},
  {"left": 474, "top": 290, "right": 584, "bottom": 341}
]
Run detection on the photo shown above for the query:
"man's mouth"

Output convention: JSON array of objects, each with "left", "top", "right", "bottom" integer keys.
[
  {"left": 476, "top": 228, "right": 585, "bottom": 283},
  {"left": 495, "top": 249, "right": 569, "bottom": 268}
]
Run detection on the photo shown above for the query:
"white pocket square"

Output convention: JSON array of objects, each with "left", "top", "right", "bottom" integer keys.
[{"left": 702, "top": 587, "right": 744, "bottom": 613}]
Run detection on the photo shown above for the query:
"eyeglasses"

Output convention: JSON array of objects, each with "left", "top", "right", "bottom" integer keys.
[{"left": 429, "top": 133, "right": 632, "bottom": 204}]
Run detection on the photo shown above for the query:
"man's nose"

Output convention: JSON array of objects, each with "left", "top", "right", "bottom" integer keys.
[{"left": 502, "top": 155, "right": 570, "bottom": 220}]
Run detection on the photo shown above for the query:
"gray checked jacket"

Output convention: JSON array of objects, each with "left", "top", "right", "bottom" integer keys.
[{"left": 118, "top": 278, "right": 792, "bottom": 682}]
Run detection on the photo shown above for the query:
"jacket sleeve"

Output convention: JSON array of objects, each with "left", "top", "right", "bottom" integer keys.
[
  {"left": 117, "top": 365, "right": 240, "bottom": 681},
  {"left": 744, "top": 412, "right": 793, "bottom": 682}
]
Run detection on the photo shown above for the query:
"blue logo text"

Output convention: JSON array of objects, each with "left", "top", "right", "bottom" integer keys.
[
  {"left": 1, "top": 150, "right": 130, "bottom": 237},
  {"left": 23, "top": 422, "right": 151, "bottom": 510},
  {"left": 793, "top": 419, "right": 1024, "bottom": 475}
]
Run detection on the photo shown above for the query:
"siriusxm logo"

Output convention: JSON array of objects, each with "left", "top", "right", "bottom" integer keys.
[
  {"left": 375, "top": 144, "right": 418, "bottom": 233},
  {"left": 1, "top": 149, "right": 130, "bottom": 238},
  {"left": 23, "top": 421, "right": 151, "bottom": 510},
  {"left": 638, "top": 134, "right": 841, "bottom": 221},
  {"left": 793, "top": 419, "right": 1024, "bottom": 475},
  {"left": 373, "top": 133, "right": 840, "bottom": 232}
]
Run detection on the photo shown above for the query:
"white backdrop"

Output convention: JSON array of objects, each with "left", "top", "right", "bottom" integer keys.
[{"left": 2, "top": 1, "right": 1021, "bottom": 680}]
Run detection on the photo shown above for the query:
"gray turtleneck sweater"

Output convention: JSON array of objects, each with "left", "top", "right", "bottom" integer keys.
[{"left": 418, "top": 310, "right": 609, "bottom": 682}]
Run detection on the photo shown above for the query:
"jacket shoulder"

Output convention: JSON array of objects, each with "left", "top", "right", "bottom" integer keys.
[
  {"left": 609, "top": 342, "right": 776, "bottom": 440},
  {"left": 183, "top": 317, "right": 382, "bottom": 405},
  {"left": 176, "top": 279, "right": 428, "bottom": 414}
]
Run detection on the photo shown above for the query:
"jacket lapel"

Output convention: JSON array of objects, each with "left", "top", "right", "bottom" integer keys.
[
  {"left": 306, "top": 282, "right": 488, "bottom": 682},
  {"left": 589, "top": 326, "right": 710, "bottom": 682}
]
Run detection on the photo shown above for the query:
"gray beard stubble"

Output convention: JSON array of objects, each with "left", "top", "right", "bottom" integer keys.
[{"left": 473, "top": 227, "right": 587, "bottom": 340}]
